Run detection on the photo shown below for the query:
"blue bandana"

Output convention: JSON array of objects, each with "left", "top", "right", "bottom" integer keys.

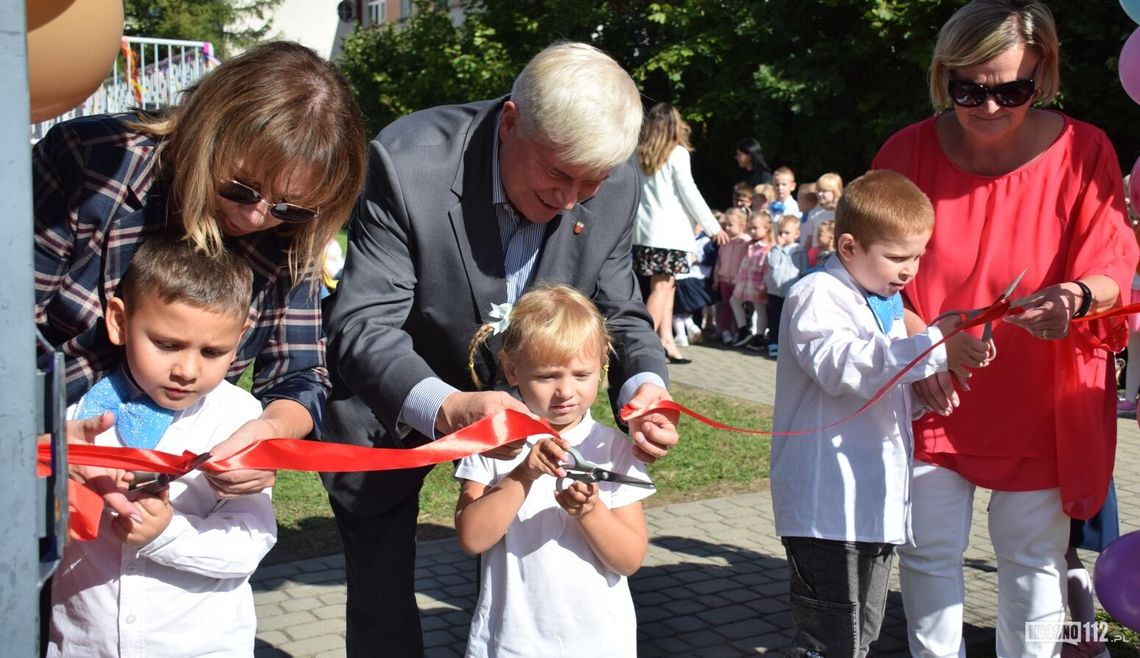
[
  {"left": 76, "top": 370, "right": 175, "bottom": 449},
  {"left": 866, "top": 293, "right": 904, "bottom": 334}
]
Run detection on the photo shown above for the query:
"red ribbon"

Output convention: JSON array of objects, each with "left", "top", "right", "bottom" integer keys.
[{"left": 36, "top": 292, "right": 1029, "bottom": 541}]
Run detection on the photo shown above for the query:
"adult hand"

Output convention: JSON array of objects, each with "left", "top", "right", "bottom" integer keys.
[
  {"left": 204, "top": 418, "right": 279, "bottom": 498},
  {"left": 1004, "top": 282, "right": 1082, "bottom": 340},
  {"left": 51, "top": 411, "right": 141, "bottom": 521},
  {"left": 711, "top": 230, "right": 731, "bottom": 247},
  {"left": 625, "top": 383, "right": 679, "bottom": 463},
  {"left": 439, "top": 391, "right": 534, "bottom": 460}
]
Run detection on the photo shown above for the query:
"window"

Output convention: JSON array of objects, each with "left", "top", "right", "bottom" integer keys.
[
  {"left": 400, "top": 0, "right": 413, "bottom": 18},
  {"left": 368, "top": 0, "right": 385, "bottom": 25}
]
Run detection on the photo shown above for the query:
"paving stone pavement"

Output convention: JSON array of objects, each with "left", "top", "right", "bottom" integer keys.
[{"left": 252, "top": 342, "right": 1140, "bottom": 657}]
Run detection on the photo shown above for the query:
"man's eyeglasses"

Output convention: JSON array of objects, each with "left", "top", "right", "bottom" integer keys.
[
  {"left": 217, "top": 179, "right": 319, "bottom": 223},
  {"left": 947, "top": 78, "right": 1037, "bottom": 108}
]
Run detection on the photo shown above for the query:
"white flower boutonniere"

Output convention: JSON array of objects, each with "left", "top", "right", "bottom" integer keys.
[{"left": 489, "top": 302, "right": 513, "bottom": 335}]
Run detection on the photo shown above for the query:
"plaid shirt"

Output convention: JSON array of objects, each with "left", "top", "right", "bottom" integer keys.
[{"left": 33, "top": 115, "right": 329, "bottom": 428}]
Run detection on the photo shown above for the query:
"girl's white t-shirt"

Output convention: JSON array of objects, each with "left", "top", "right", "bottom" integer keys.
[{"left": 455, "top": 411, "right": 654, "bottom": 657}]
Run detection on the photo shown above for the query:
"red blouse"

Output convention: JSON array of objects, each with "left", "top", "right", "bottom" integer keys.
[{"left": 873, "top": 113, "right": 1138, "bottom": 519}]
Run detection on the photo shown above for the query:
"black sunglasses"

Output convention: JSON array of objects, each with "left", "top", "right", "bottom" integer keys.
[
  {"left": 947, "top": 78, "right": 1037, "bottom": 108},
  {"left": 217, "top": 179, "right": 319, "bottom": 223}
]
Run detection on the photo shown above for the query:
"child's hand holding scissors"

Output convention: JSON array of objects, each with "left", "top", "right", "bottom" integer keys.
[
  {"left": 555, "top": 480, "right": 599, "bottom": 519},
  {"left": 112, "top": 487, "right": 173, "bottom": 547}
]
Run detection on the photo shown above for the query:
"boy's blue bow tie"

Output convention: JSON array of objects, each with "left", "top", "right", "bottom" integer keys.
[
  {"left": 76, "top": 370, "right": 175, "bottom": 449},
  {"left": 866, "top": 293, "right": 903, "bottom": 334},
  {"left": 770, "top": 200, "right": 786, "bottom": 215}
]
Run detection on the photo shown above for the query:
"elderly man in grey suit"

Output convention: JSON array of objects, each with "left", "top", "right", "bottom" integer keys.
[{"left": 322, "top": 42, "right": 680, "bottom": 656}]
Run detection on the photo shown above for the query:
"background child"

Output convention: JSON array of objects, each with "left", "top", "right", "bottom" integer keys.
[
  {"left": 768, "top": 166, "right": 801, "bottom": 220},
  {"left": 714, "top": 207, "right": 752, "bottom": 343},
  {"left": 732, "top": 182, "right": 755, "bottom": 210},
  {"left": 764, "top": 214, "right": 807, "bottom": 356},
  {"left": 807, "top": 220, "right": 836, "bottom": 270},
  {"left": 802, "top": 171, "right": 844, "bottom": 249},
  {"left": 49, "top": 238, "right": 276, "bottom": 657},
  {"left": 456, "top": 284, "right": 654, "bottom": 657},
  {"left": 731, "top": 210, "right": 773, "bottom": 350},
  {"left": 674, "top": 224, "right": 718, "bottom": 346},
  {"left": 770, "top": 170, "right": 989, "bottom": 658},
  {"left": 751, "top": 182, "right": 775, "bottom": 216}
]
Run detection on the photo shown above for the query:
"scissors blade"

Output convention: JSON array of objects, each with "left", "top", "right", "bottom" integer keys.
[
  {"left": 590, "top": 468, "right": 656, "bottom": 489},
  {"left": 980, "top": 269, "right": 1028, "bottom": 341},
  {"left": 999, "top": 269, "right": 1028, "bottom": 302},
  {"left": 130, "top": 452, "right": 212, "bottom": 494}
]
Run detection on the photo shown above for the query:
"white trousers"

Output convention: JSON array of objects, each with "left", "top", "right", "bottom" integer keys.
[{"left": 898, "top": 462, "right": 1069, "bottom": 658}]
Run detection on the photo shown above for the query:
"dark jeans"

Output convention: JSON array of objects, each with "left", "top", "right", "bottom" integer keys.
[{"left": 782, "top": 536, "right": 895, "bottom": 658}]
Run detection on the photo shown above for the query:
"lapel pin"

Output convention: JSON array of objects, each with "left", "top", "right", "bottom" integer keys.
[{"left": 573, "top": 221, "right": 585, "bottom": 235}]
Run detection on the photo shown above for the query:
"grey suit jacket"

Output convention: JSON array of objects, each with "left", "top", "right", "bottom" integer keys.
[{"left": 322, "top": 98, "right": 666, "bottom": 515}]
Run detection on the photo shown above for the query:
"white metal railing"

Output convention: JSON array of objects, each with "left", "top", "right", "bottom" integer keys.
[{"left": 31, "top": 36, "right": 218, "bottom": 142}]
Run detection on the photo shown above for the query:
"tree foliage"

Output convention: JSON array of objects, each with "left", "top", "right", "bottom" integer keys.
[
  {"left": 338, "top": 0, "right": 1140, "bottom": 205},
  {"left": 124, "top": 0, "right": 281, "bottom": 57}
]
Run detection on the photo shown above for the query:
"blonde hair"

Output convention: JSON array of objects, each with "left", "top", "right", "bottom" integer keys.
[
  {"left": 834, "top": 170, "right": 934, "bottom": 246},
  {"left": 929, "top": 0, "right": 1059, "bottom": 110},
  {"left": 467, "top": 284, "right": 611, "bottom": 389},
  {"left": 129, "top": 41, "right": 367, "bottom": 285},
  {"left": 815, "top": 172, "right": 844, "bottom": 210},
  {"left": 511, "top": 42, "right": 642, "bottom": 174},
  {"left": 118, "top": 236, "right": 252, "bottom": 319},
  {"left": 773, "top": 166, "right": 796, "bottom": 182},
  {"left": 637, "top": 103, "right": 693, "bottom": 175}
]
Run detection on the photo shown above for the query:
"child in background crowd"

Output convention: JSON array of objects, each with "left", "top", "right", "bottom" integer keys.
[
  {"left": 771, "top": 170, "right": 989, "bottom": 658},
  {"left": 731, "top": 210, "right": 774, "bottom": 351},
  {"left": 733, "top": 182, "right": 755, "bottom": 210},
  {"left": 803, "top": 172, "right": 844, "bottom": 248},
  {"left": 752, "top": 183, "right": 775, "bottom": 216},
  {"left": 456, "top": 284, "right": 654, "bottom": 657},
  {"left": 49, "top": 238, "right": 276, "bottom": 658},
  {"left": 764, "top": 214, "right": 807, "bottom": 357},
  {"left": 714, "top": 207, "right": 753, "bottom": 343},
  {"left": 768, "top": 167, "right": 801, "bottom": 220},
  {"left": 807, "top": 220, "right": 836, "bottom": 270},
  {"left": 674, "top": 224, "right": 718, "bottom": 346}
]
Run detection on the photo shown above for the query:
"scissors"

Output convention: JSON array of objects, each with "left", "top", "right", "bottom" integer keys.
[
  {"left": 129, "top": 452, "right": 212, "bottom": 495},
  {"left": 934, "top": 269, "right": 1026, "bottom": 341},
  {"left": 979, "top": 268, "right": 1027, "bottom": 342},
  {"left": 558, "top": 446, "right": 655, "bottom": 489}
]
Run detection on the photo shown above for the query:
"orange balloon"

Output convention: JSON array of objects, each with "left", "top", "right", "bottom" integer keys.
[{"left": 27, "top": 0, "right": 124, "bottom": 122}]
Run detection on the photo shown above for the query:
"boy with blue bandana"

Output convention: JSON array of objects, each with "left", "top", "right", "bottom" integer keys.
[
  {"left": 48, "top": 238, "right": 276, "bottom": 658},
  {"left": 770, "top": 170, "right": 991, "bottom": 658}
]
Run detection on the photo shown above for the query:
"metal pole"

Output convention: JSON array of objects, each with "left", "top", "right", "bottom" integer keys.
[{"left": 0, "top": 0, "right": 42, "bottom": 652}]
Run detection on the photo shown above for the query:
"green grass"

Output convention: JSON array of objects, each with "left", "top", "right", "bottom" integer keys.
[{"left": 262, "top": 382, "right": 771, "bottom": 564}]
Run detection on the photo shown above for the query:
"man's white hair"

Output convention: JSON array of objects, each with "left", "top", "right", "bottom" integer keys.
[{"left": 511, "top": 41, "right": 643, "bottom": 173}]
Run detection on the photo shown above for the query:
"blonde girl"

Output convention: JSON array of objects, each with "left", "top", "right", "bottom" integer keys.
[
  {"left": 730, "top": 210, "right": 773, "bottom": 350},
  {"left": 802, "top": 172, "right": 844, "bottom": 248},
  {"left": 457, "top": 284, "right": 653, "bottom": 656}
]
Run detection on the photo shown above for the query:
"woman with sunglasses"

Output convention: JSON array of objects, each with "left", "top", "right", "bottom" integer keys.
[
  {"left": 33, "top": 41, "right": 366, "bottom": 496},
  {"left": 871, "top": 2, "right": 1137, "bottom": 657}
]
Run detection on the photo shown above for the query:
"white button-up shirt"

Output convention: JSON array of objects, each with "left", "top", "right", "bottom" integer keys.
[
  {"left": 49, "top": 381, "right": 276, "bottom": 658},
  {"left": 770, "top": 258, "right": 947, "bottom": 544}
]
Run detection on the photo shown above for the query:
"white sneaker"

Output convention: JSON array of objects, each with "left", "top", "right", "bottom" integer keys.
[{"left": 675, "top": 334, "right": 689, "bottom": 347}]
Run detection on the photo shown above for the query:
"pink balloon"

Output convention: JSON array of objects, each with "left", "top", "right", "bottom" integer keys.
[
  {"left": 1130, "top": 157, "right": 1140, "bottom": 212},
  {"left": 1094, "top": 530, "right": 1140, "bottom": 632},
  {"left": 1121, "top": 27, "right": 1140, "bottom": 105}
]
